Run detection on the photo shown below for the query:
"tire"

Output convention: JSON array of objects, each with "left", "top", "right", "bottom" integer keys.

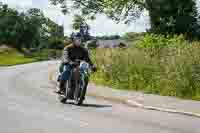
[
  {"left": 59, "top": 95, "right": 67, "bottom": 103},
  {"left": 74, "top": 77, "right": 88, "bottom": 105}
]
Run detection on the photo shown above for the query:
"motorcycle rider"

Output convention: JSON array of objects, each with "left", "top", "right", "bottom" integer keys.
[{"left": 56, "top": 32, "right": 97, "bottom": 95}]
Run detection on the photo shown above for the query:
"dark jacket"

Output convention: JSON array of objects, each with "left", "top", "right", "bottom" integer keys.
[{"left": 61, "top": 44, "right": 93, "bottom": 66}]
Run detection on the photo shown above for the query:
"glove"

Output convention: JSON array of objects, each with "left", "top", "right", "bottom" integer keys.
[{"left": 91, "top": 64, "right": 97, "bottom": 72}]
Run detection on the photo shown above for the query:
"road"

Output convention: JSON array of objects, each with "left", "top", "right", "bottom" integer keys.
[{"left": 0, "top": 61, "right": 200, "bottom": 133}]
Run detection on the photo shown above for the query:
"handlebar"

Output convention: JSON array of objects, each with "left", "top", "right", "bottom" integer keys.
[
  {"left": 69, "top": 60, "right": 97, "bottom": 72},
  {"left": 69, "top": 60, "right": 87, "bottom": 67}
]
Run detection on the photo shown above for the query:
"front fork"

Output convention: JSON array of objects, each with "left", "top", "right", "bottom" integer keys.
[{"left": 74, "top": 70, "right": 88, "bottom": 99}]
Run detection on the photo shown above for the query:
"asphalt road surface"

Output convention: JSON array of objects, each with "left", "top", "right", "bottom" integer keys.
[{"left": 0, "top": 61, "right": 200, "bottom": 133}]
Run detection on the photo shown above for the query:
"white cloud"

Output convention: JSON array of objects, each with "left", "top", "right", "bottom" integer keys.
[
  {"left": 1, "top": 0, "right": 32, "bottom": 8},
  {"left": 88, "top": 13, "right": 150, "bottom": 36}
]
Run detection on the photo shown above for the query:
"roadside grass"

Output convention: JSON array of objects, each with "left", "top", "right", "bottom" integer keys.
[
  {"left": 0, "top": 47, "right": 62, "bottom": 66},
  {"left": 0, "top": 48, "right": 37, "bottom": 66},
  {"left": 90, "top": 34, "right": 200, "bottom": 101}
]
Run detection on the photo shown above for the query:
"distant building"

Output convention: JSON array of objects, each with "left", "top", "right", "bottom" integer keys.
[{"left": 96, "top": 39, "right": 128, "bottom": 48}]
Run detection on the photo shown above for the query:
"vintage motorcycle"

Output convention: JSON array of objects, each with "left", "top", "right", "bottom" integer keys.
[{"left": 58, "top": 60, "right": 93, "bottom": 105}]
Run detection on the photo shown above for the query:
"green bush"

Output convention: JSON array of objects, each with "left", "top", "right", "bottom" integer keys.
[
  {"left": 123, "top": 32, "right": 145, "bottom": 41},
  {"left": 32, "top": 49, "right": 62, "bottom": 60},
  {"left": 85, "top": 40, "right": 98, "bottom": 49},
  {"left": 137, "top": 34, "right": 186, "bottom": 49},
  {"left": 48, "top": 38, "right": 64, "bottom": 50}
]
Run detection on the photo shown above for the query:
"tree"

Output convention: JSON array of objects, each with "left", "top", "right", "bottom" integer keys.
[
  {"left": 146, "top": 0, "right": 198, "bottom": 34},
  {"left": 44, "top": 18, "right": 64, "bottom": 40},
  {"left": 0, "top": 3, "right": 23, "bottom": 49},
  {"left": 72, "top": 14, "right": 86, "bottom": 30},
  {"left": 50, "top": 0, "right": 199, "bottom": 36},
  {"left": 95, "top": 34, "right": 121, "bottom": 40},
  {"left": 0, "top": 3, "right": 65, "bottom": 50}
]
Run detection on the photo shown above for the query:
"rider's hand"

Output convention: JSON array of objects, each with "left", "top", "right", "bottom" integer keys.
[{"left": 91, "top": 64, "right": 97, "bottom": 72}]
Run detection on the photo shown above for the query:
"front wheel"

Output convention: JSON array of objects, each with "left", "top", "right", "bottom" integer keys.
[
  {"left": 58, "top": 95, "right": 67, "bottom": 103},
  {"left": 74, "top": 77, "right": 88, "bottom": 105}
]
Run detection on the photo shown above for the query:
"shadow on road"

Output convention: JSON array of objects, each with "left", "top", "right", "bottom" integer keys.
[
  {"left": 63, "top": 101, "right": 112, "bottom": 108},
  {"left": 80, "top": 103, "right": 112, "bottom": 108}
]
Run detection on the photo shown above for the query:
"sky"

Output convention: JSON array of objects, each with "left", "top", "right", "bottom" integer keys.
[{"left": 1, "top": 0, "right": 199, "bottom": 36}]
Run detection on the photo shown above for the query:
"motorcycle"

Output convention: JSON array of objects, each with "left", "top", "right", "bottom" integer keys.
[{"left": 58, "top": 59, "right": 93, "bottom": 105}]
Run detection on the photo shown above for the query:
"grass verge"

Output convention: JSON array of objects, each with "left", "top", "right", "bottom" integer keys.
[
  {"left": 90, "top": 34, "right": 200, "bottom": 101},
  {"left": 0, "top": 47, "right": 61, "bottom": 66},
  {"left": 0, "top": 48, "right": 38, "bottom": 66}
]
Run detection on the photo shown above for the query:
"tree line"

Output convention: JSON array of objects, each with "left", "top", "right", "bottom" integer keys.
[{"left": 0, "top": 2, "right": 65, "bottom": 51}]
